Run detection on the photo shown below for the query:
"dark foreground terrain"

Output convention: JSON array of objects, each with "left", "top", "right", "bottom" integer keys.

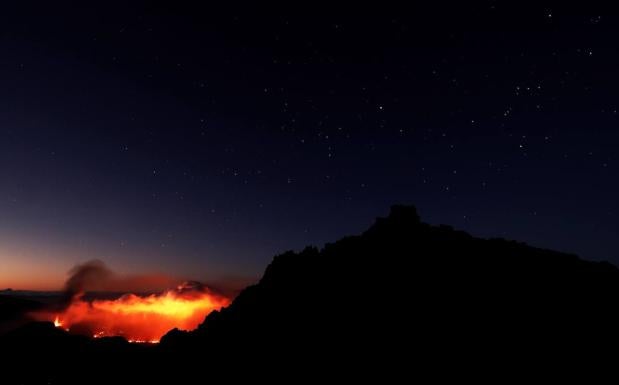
[{"left": 1, "top": 205, "right": 618, "bottom": 382}]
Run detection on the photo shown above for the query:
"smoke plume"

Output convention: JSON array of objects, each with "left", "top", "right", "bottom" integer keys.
[
  {"left": 62, "top": 260, "right": 178, "bottom": 302},
  {"left": 32, "top": 260, "right": 231, "bottom": 342}
]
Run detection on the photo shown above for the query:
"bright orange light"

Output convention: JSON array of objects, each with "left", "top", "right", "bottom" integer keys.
[{"left": 37, "top": 284, "right": 229, "bottom": 342}]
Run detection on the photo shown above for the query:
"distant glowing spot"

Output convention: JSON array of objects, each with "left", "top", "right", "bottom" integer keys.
[
  {"left": 128, "top": 339, "right": 160, "bottom": 344},
  {"left": 36, "top": 285, "right": 230, "bottom": 342}
]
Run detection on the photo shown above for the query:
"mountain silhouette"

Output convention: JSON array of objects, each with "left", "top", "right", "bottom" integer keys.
[{"left": 2, "top": 205, "right": 618, "bottom": 383}]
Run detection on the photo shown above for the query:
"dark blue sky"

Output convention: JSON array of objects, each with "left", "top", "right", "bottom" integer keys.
[{"left": 1, "top": 2, "right": 618, "bottom": 289}]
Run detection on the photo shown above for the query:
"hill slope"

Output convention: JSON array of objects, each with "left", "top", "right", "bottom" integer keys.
[
  {"left": 3, "top": 205, "right": 619, "bottom": 382},
  {"left": 160, "top": 205, "right": 619, "bottom": 375}
]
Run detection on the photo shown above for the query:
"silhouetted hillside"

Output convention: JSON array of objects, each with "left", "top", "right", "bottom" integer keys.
[
  {"left": 2, "top": 205, "right": 618, "bottom": 383},
  {"left": 0, "top": 294, "right": 45, "bottom": 334},
  {"left": 0, "top": 295, "right": 41, "bottom": 323}
]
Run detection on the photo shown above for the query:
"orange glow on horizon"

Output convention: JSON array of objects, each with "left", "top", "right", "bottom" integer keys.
[
  {"left": 0, "top": 269, "right": 65, "bottom": 292},
  {"left": 34, "top": 284, "right": 230, "bottom": 342}
]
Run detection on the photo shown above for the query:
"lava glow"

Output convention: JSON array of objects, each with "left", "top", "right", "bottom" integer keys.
[{"left": 37, "top": 283, "right": 230, "bottom": 342}]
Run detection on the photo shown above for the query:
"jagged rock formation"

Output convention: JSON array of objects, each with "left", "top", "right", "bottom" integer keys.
[{"left": 2, "top": 205, "right": 618, "bottom": 383}]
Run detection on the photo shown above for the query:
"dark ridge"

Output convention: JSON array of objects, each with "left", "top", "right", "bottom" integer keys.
[
  {"left": 0, "top": 294, "right": 46, "bottom": 334},
  {"left": 2, "top": 205, "right": 618, "bottom": 383},
  {"left": 157, "top": 204, "right": 619, "bottom": 378}
]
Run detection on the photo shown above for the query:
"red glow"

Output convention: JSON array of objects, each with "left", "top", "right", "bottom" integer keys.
[{"left": 35, "top": 283, "right": 229, "bottom": 342}]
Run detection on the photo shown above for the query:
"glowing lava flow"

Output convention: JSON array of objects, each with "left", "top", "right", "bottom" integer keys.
[{"left": 38, "top": 283, "right": 229, "bottom": 343}]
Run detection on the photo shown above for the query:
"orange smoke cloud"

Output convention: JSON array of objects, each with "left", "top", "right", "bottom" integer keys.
[
  {"left": 62, "top": 260, "right": 179, "bottom": 294},
  {"left": 38, "top": 282, "right": 229, "bottom": 342},
  {"left": 33, "top": 260, "right": 230, "bottom": 342}
]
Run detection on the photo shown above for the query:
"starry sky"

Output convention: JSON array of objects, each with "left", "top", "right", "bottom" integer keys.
[{"left": 1, "top": 2, "right": 618, "bottom": 290}]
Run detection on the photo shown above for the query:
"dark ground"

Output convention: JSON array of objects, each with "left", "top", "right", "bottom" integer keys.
[{"left": 2, "top": 205, "right": 618, "bottom": 382}]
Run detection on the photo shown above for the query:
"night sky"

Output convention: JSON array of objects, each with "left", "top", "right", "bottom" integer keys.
[{"left": 1, "top": 3, "right": 618, "bottom": 290}]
